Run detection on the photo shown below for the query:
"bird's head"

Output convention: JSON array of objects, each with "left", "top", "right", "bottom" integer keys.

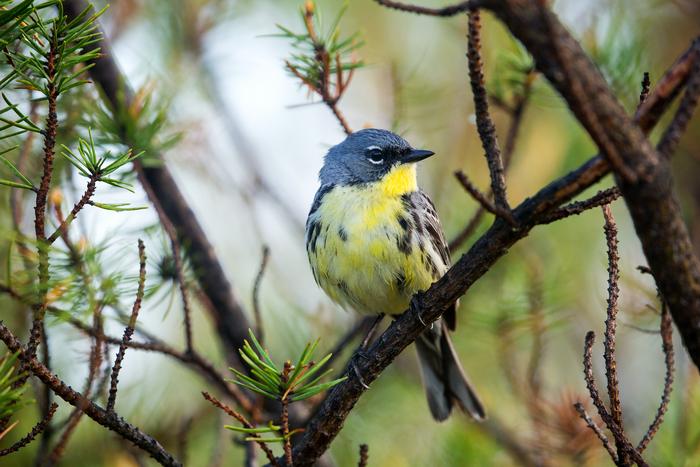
[{"left": 319, "top": 129, "right": 435, "bottom": 189}]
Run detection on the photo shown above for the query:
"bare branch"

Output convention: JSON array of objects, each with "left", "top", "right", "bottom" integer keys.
[
  {"left": 62, "top": 0, "right": 255, "bottom": 371},
  {"left": 454, "top": 170, "right": 516, "bottom": 226},
  {"left": 107, "top": 240, "right": 147, "bottom": 413},
  {"left": 0, "top": 403, "right": 58, "bottom": 457},
  {"left": 477, "top": 0, "right": 700, "bottom": 371},
  {"left": 657, "top": 53, "right": 700, "bottom": 158},
  {"left": 202, "top": 392, "right": 278, "bottom": 467},
  {"left": 573, "top": 402, "right": 618, "bottom": 463},
  {"left": 467, "top": 9, "right": 512, "bottom": 213},
  {"left": 538, "top": 188, "right": 621, "bottom": 225},
  {"left": 639, "top": 73, "right": 651, "bottom": 105},
  {"left": 357, "top": 444, "right": 368, "bottom": 467},
  {"left": 601, "top": 205, "right": 628, "bottom": 462},
  {"left": 0, "top": 323, "right": 181, "bottom": 466},
  {"left": 374, "top": 0, "right": 475, "bottom": 16},
  {"left": 46, "top": 174, "right": 98, "bottom": 244},
  {"left": 637, "top": 305, "right": 675, "bottom": 453}
]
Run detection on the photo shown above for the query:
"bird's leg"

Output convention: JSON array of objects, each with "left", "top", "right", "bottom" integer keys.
[
  {"left": 359, "top": 313, "right": 384, "bottom": 351},
  {"left": 350, "top": 314, "right": 384, "bottom": 389}
]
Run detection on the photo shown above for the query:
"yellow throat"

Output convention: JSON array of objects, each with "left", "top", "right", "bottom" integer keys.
[{"left": 376, "top": 163, "right": 418, "bottom": 196}]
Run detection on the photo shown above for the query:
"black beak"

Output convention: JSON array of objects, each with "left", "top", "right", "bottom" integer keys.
[{"left": 400, "top": 148, "right": 435, "bottom": 164}]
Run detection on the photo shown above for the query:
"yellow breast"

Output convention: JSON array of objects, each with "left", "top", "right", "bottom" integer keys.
[{"left": 307, "top": 164, "right": 437, "bottom": 315}]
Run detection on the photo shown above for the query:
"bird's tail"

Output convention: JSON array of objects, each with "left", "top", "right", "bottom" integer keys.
[{"left": 415, "top": 319, "right": 485, "bottom": 421}]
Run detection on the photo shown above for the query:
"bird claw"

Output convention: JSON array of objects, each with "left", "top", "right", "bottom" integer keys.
[
  {"left": 350, "top": 350, "right": 370, "bottom": 389},
  {"left": 352, "top": 361, "right": 370, "bottom": 389}
]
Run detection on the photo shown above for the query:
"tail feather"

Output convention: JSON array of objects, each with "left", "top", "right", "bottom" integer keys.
[{"left": 415, "top": 319, "right": 485, "bottom": 422}]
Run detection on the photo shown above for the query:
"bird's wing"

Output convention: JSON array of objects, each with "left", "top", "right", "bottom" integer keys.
[
  {"left": 407, "top": 190, "right": 456, "bottom": 330},
  {"left": 305, "top": 184, "right": 335, "bottom": 243}
]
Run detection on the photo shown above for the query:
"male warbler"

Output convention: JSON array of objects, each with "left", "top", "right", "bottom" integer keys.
[{"left": 305, "top": 128, "right": 485, "bottom": 421}]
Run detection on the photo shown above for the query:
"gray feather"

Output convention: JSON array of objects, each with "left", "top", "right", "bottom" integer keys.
[{"left": 416, "top": 319, "right": 485, "bottom": 421}]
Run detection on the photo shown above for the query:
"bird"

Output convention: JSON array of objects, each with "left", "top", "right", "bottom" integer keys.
[{"left": 305, "top": 128, "right": 485, "bottom": 421}]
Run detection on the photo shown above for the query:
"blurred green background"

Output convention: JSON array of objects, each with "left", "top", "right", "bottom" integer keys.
[{"left": 1, "top": 0, "right": 699, "bottom": 465}]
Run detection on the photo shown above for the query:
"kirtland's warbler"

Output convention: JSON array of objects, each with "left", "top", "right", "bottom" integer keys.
[{"left": 305, "top": 128, "right": 485, "bottom": 421}]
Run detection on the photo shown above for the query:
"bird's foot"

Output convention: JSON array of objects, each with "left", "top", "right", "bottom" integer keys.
[{"left": 350, "top": 350, "right": 370, "bottom": 389}]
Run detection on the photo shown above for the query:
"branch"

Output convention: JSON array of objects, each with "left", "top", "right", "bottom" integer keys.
[
  {"left": 636, "top": 305, "right": 674, "bottom": 453},
  {"left": 0, "top": 403, "right": 58, "bottom": 457},
  {"left": 656, "top": 54, "right": 700, "bottom": 158},
  {"left": 573, "top": 402, "right": 617, "bottom": 463},
  {"left": 476, "top": 0, "right": 700, "bottom": 370},
  {"left": 538, "top": 188, "right": 621, "bottom": 225},
  {"left": 373, "top": 0, "right": 475, "bottom": 16},
  {"left": 0, "top": 323, "right": 181, "bottom": 466},
  {"left": 454, "top": 170, "right": 516, "bottom": 226},
  {"left": 62, "top": 0, "right": 254, "bottom": 370},
  {"left": 0, "top": 281, "right": 253, "bottom": 415},
  {"left": 285, "top": 48, "right": 692, "bottom": 458},
  {"left": 467, "top": 9, "right": 512, "bottom": 213},
  {"left": 601, "top": 205, "right": 628, "bottom": 461},
  {"left": 357, "top": 444, "right": 368, "bottom": 467},
  {"left": 46, "top": 174, "right": 98, "bottom": 244},
  {"left": 202, "top": 392, "right": 278, "bottom": 466},
  {"left": 107, "top": 240, "right": 146, "bottom": 412},
  {"left": 26, "top": 32, "right": 59, "bottom": 364}
]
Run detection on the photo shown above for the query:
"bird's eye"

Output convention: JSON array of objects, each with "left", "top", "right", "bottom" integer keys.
[{"left": 365, "top": 146, "right": 384, "bottom": 165}]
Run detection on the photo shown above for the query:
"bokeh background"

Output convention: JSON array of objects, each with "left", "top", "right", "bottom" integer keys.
[{"left": 2, "top": 0, "right": 700, "bottom": 465}]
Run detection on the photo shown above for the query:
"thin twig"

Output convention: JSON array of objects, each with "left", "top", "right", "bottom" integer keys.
[
  {"left": 449, "top": 72, "right": 532, "bottom": 250},
  {"left": 657, "top": 53, "right": 700, "bottom": 158},
  {"left": 252, "top": 246, "right": 270, "bottom": 343},
  {"left": 0, "top": 323, "right": 181, "bottom": 466},
  {"left": 573, "top": 402, "right": 618, "bottom": 463},
  {"left": 169, "top": 231, "right": 194, "bottom": 354},
  {"left": 281, "top": 362, "right": 293, "bottom": 467},
  {"left": 107, "top": 240, "right": 146, "bottom": 412},
  {"left": 285, "top": 3, "right": 353, "bottom": 135},
  {"left": 0, "top": 403, "right": 58, "bottom": 457},
  {"left": 636, "top": 305, "right": 674, "bottom": 453},
  {"left": 70, "top": 320, "right": 252, "bottom": 412},
  {"left": 467, "top": 9, "right": 511, "bottom": 214},
  {"left": 454, "top": 170, "right": 517, "bottom": 226},
  {"left": 639, "top": 72, "right": 651, "bottom": 104},
  {"left": 202, "top": 392, "right": 278, "bottom": 466},
  {"left": 357, "top": 444, "right": 368, "bottom": 467},
  {"left": 601, "top": 205, "right": 626, "bottom": 456},
  {"left": 46, "top": 174, "right": 98, "bottom": 244},
  {"left": 374, "top": 0, "right": 475, "bottom": 16},
  {"left": 538, "top": 188, "right": 621, "bottom": 224}
]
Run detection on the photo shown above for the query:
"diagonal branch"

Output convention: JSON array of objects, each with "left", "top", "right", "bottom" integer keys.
[
  {"left": 283, "top": 29, "right": 694, "bottom": 465},
  {"left": 573, "top": 402, "right": 617, "bottom": 464},
  {"left": 454, "top": 170, "right": 516, "bottom": 225},
  {"left": 373, "top": 0, "right": 476, "bottom": 16},
  {"left": 477, "top": 0, "right": 700, "bottom": 371},
  {"left": 656, "top": 54, "right": 700, "bottom": 158},
  {"left": 0, "top": 323, "right": 181, "bottom": 466},
  {"left": 62, "top": 0, "right": 253, "bottom": 370},
  {"left": 0, "top": 403, "right": 58, "bottom": 457}
]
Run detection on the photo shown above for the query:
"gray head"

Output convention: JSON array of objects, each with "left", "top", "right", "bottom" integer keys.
[{"left": 319, "top": 128, "right": 435, "bottom": 186}]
